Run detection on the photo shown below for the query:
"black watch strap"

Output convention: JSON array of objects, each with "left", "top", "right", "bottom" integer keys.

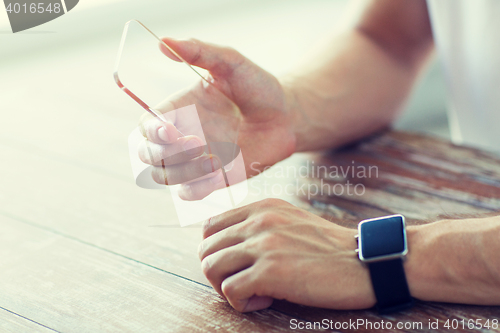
[{"left": 368, "top": 258, "right": 414, "bottom": 314}]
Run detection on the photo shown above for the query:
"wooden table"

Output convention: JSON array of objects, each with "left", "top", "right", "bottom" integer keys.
[{"left": 1, "top": 130, "right": 500, "bottom": 332}]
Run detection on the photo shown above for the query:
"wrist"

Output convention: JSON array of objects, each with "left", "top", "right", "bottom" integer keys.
[
  {"left": 346, "top": 227, "right": 378, "bottom": 308},
  {"left": 405, "top": 217, "right": 500, "bottom": 305},
  {"left": 403, "top": 224, "right": 430, "bottom": 300},
  {"left": 404, "top": 221, "right": 462, "bottom": 302},
  {"left": 279, "top": 78, "right": 308, "bottom": 153},
  {"left": 325, "top": 226, "right": 376, "bottom": 309}
]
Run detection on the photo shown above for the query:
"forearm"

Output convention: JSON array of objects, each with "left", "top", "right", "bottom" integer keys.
[
  {"left": 281, "top": 30, "right": 430, "bottom": 152},
  {"left": 406, "top": 216, "right": 500, "bottom": 305},
  {"left": 280, "top": 0, "right": 434, "bottom": 152}
]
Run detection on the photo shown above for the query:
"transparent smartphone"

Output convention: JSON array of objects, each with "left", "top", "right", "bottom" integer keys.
[{"left": 114, "top": 20, "right": 247, "bottom": 226}]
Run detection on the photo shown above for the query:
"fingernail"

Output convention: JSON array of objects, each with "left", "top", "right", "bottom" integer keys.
[
  {"left": 209, "top": 171, "right": 224, "bottom": 184},
  {"left": 242, "top": 296, "right": 273, "bottom": 312},
  {"left": 178, "top": 183, "right": 192, "bottom": 200},
  {"left": 158, "top": 126, "right": 170, "bottom": 142},
  {"left": 203, "top": 157, "right": 221, "bottom": 173},
  {"left": 241, "top": 299, "right": 252, "bottom": 312},
  {"left": 183, "top": 139, "right": 203, "bottom": 156},
  {"left": 203, "top": 74, "right": 214, "bottom": 89},
  {"left": 163, "top": 36, "right": 180, "bottom": 41}
]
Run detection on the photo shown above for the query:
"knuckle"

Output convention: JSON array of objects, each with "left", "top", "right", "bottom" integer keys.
[
  {"left": 197, "top": 241, "right": 205, "bottom": 260},
  {"left": 201, "top": 257, "right": 214, "bottom": 279},
  {"left": 142, "top": 143, "right": 162, "bottom": 165},
  {"left": 137, "top": 142, "right": 149, "bottom": 164},
  {"left": 187, "top": 38, "right": 202, "bottom": 64},
  {"left": 141, "top": 119, "right": 157, "bottom": 140},
  {"left": 253, "top": 216, "right": 270, "bottom": 231},
  {"left": 224, "top": 46, "right": 241, "bottom": 58},
  {"left": 221, "top": 280, "right": 236, "bottom": 300},
  {"left": 263, "top": 249, "right": 283, "bottom": 262},
  {"left": 138, "top": 141, "right": 157, "bottom": 165},
  {"left": 202, "top": 216, "right": 215, "bottom": 239},
  {"left": 151, "top": 167, "right": 168, "bottom": 185},
  {"left": 187, "top": 37, "right": 200, "bottom": 44},
  {"left": 259, "top": 198, "right": 286, "bottom": 208},
  {"left": 138, "top": 113, "right": 150, "bottom": 136},
  {"left": 253, "top": 212, "right": 280, "bottom": 230},
  {"left": 258, "top": 233, "right": 280, "bottom": 251}
]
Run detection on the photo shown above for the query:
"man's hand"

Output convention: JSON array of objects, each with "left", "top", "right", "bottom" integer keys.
[
  {"left": 197, "top": 198, "right": 376, "bottom": 312},
  {"left": 138, "top": 38, "right": 297, "bottom": 200},
  {"left": 198, "top": 198, "right": 500, "bottom": 312}
]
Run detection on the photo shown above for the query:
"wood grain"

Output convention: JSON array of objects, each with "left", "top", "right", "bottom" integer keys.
[
  {"left": 268, "top": 131, "right": 500, "bottom": 332},
  {"left": 3, "top": 3, "right": 498, "bottom": 331},
  {"left": 0, "top": 216, "right": 317, "bottom": 333},
  {"left": 2, "top": 131, "right": 500, "bottom": 332},
  {"left": 1, "top": 45, "right": 500, "bottom": 330}
]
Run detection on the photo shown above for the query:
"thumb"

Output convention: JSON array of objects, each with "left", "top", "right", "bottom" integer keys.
[{"left": 159, "top": 37, "right": 244, "bottom": 79}]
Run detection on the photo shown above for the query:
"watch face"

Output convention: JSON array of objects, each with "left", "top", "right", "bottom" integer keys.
[{"left": 359, "top": 215, "right": 406, "bottom": 262}]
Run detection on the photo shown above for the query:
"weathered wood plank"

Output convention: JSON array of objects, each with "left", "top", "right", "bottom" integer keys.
[
  {"left": 271, "top": 299, "right": 500, "bottom": 333},
  {"left": 2, "top": 133, "right": 500, "bottom": 332},
  {"left": 262, "top": 132, "right": 500, "bottom": 333},
  {"left": 3, "top": 3, "right": 497, "bottom": 331},
  {"left": 285, "top": 132, "right": 500, "bottom": 226},
  {"left": 0, "top": 141, "right": 205, "bottom": 282},
  {"left": 2, "top": 44, "right": 500, "bottom": 330},
  {"left": 0, "top": 216, "right": 316, "bottom": 333},
  {"left": 3, "top": 132, "right": 490, "bottom": 292}
]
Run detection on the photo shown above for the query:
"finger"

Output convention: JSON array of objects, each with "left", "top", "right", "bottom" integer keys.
[
  {"left": 198, "top": 223, "right": 244, "bottom": 261},
  {"left": 139, "top": 113, "right": 180, "bottom": 144},
  {"left": 138, "top": 136, "right": 204, "bottom": 166},
  {"left": 151, "top": 154, "right": 221, "bottom": 185},
  {"left": 201, "top": 244, "right": 255, "bottom": 299},
  {"left": 239, "top": 296, "right": 274, "bottom": 313},
  {"left": 159, "top": 37, "right": 246, "bottom": 78},
  {"left": 221, "top": 268, "right": 273, "bottom": 312},
  {"left": 178, "top": 170, "right": 227, "bottom": 201},
  {"left": 202, "top": 205, "right": 251, "bottom": 239}
]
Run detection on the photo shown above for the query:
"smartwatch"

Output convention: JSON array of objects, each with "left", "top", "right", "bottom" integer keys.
[{"left": 355, "top": 214, "right": 414, "bottom": 314}]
